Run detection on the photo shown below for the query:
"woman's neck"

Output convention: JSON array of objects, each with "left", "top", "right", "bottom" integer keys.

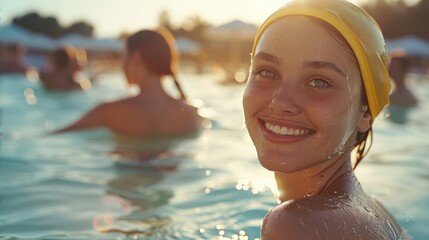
[
  {"left": 135, "top": 75, "right": 168, "bottom": 98},
  {"left": 274, "top": 155, "right": 359, "bottom": 202}
]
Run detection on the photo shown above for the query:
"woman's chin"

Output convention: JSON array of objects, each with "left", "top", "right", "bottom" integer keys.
[{"left": 258, "top": 157, "right": 302, "bottom": 173}]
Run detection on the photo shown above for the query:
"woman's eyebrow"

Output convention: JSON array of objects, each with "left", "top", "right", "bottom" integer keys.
[
  {"left": 303, "top": 61, "right": 346, "bottom": 77},
  {"left": 254, "top": 51, "right": 280, "bottom": 65},
  {"left": 254, "top": 52, "right": 347, "bottom": 77}
]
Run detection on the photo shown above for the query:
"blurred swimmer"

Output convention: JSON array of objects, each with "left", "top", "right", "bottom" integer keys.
[{"left": 54, "top": 30, "right": 202, "bottom": 138}]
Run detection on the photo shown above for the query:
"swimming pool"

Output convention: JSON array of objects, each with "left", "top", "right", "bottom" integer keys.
[{"left": 0, "top": 71, "right": 428, "bottom": 239}]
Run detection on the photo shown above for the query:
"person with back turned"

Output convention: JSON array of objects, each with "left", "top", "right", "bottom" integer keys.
[{"left": 54, "top": 30, "right": 202, "bottom": 139}]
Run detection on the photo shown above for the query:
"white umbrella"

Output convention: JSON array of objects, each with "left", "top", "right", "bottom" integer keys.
[
  {"left": 0, "top": 24, "right": 30, "bottom": 44},
  {"left": 205, "top": 20, "right": 258, "bottom": 40},
  {"left": 58, "top": 33, "right": 94, "bottom": 49},
  {"left": 386, "top": 36, "right": 429, "bottom": 58},
  {"left": 0, "top": 24, "right": 57, "bottom": 51},
  {"left": 59, "top": 33, "right": 123, "bottom": 53},
  {"left": 89, "top": 38, "right": 123, "bottom": 53},
  {"left": 205, "top": 20, "right": 257, "bottom": 68}
]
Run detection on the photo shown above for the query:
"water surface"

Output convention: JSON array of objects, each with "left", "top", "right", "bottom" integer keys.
[{"left": 0, "top": 72, "right": 428, "bottom": 239}]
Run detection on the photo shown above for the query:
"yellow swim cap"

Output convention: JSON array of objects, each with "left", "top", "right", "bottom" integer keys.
[{"left": 251, "top": 0, "right": 390, "bottom": 122}]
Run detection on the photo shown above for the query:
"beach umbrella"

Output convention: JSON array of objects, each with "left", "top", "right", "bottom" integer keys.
[
  {"left": 386, "top": 36, "right": 429, "bottom": 58},
  {"left": 0, "top": 24, "right": 30, "bottom": 44},
  {"left": 89, "top": 38, "right": 123, "bottom": 53},
  {"left": 205, "top": 20, "right": 257, "bottom": 67},
  {"left": 0, "top": 24, "right": 57, "bottom": 51},
  {"left": 206, "top": 19, "right": 258, "bottom": 40},
  {"left": 58, "top": 33, "right": 94, "bottom": 49},
  {"left": 59, "top": 33, "right": 123, "bottom": 53}
]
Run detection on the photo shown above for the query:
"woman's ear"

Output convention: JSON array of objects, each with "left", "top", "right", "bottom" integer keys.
[{"left": 357, "top": 105, "right": 371, "bottom": 133}]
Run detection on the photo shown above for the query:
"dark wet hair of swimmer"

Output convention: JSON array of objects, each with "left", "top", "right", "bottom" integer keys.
[{"left": 126, "top": 30, "right": 186, "bottom": 99}]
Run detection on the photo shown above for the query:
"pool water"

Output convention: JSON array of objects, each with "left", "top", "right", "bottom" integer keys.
[{"left": 0, "top": 71, "right": 428, "bottom": 239}]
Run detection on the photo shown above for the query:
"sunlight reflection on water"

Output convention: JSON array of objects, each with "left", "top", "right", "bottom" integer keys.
[{"left": 0, "top": 72, "right": 428, "bottom": 239}]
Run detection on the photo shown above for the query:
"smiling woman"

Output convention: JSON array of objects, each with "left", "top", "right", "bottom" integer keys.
[{"left": 243, "top": 0, "right": 410, "bottom": 239}]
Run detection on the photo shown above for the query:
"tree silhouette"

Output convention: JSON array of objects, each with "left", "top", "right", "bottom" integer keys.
[
  {"left": 12, "top": 12, "right": 63, "bottom": 37},
  {"left": 363, "top": 0, "right": 429, "bottom": 40},
  {"left": 65, "top": 21, "right": 94, "bottom": 37},
  {"left": 12, "top": 12, "right": 94, "bottom": 38}
]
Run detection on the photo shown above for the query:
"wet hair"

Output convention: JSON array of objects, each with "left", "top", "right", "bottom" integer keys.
[
  {"left": 126, "top": 30, "right": 186, "bottom": 99},
  {"left": 312, "top": 17, "right": 372, "bottom": 169}
]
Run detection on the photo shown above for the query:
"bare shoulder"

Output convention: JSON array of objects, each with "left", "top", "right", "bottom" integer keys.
[
  {"left": 97, "top": 98, "right": 135, "bottom": 111},
  {"left": 262, "top": 194, "right": 401, "bottom": 240}
]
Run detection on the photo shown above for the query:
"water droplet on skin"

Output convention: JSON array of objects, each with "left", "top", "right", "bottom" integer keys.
[
  {"left": 364, "top": 207, "right": 371, "bottom": 213},
  {"left": 336, "top": 224, "right": 342, "bottom": 231},
  {"left": 314, "top": 226, "right": 321, "bottom": 238},
  {"left": 323, "top": 221, "right": 329, "bottom": 231},
  {"left": 386, "top": 220, "right": 398, "bottom": 239},
  {"left": 323, "top": 198, "right": 341, "bottom": 208}
]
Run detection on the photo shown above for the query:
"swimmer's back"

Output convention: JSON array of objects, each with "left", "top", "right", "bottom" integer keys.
[{"left": 95, "top": 96, "right": 201, "bottom": 137}]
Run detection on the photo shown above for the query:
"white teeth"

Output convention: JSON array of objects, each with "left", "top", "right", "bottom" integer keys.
[
  {"left": 294, "top": 129, "right": 300, "bottom": 136},
  {"left": 265, "top": 122, "right": 309, "bottom": 136}
]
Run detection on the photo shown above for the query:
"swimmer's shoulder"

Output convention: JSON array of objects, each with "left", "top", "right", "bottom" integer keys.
[{"left": 262, "top": 194, "right": 400, "bottom": 240}]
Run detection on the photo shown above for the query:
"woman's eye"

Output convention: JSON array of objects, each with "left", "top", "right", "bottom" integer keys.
[
  {"left": 256, "top": 69, "right": 276, "bottom": 79},
  {"left": 307, "top": 78, "right": 331, "bottom": 88}
]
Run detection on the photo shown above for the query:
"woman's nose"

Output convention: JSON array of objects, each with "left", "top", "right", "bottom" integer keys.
[{"left": 268, "top": 82, "right": 301, "bottom": 115}]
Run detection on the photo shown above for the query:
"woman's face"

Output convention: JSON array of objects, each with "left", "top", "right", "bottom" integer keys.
[{"left": 243, "top": 16, "right": 370, "bottom": 173}]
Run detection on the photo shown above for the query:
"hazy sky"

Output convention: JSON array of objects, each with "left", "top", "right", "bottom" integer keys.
[{"left": 1, "top": 0, "right": 368, "bottom": 38}]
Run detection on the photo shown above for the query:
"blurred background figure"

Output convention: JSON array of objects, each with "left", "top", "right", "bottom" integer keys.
[
  {"left": 39, "top": 46, "right": 92, "bottom": 91},
  {"left": 54, "top": 29, "right": 202, "bottom": 139},
  {"left": 385, "top": 36, "right": 429, "bottom": 107},
  {"left": 0, "top": 43, "right": 27, "bottom": 74},
  {"left": 388, "top": 55, "right": 419, "bottom": 107}
]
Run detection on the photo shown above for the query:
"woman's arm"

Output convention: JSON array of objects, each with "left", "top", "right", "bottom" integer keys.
[{"left": 53, "top": 104, "right": 107, "bottom": 133}]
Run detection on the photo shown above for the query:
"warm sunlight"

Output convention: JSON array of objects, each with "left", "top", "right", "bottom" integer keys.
[
  {"left": 1, "top": 0, "right": 428, "bottom": 239},
  {"left": 2, "top": 0, "right": 369, "bottom": 37}
]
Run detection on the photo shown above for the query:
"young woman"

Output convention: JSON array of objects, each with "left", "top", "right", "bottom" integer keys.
[
  {"left": 243, "top": 0, "right": 409, "bottom": 239},
  {"left": 55, "top": 30, "right": 201, "bottom": 138}
]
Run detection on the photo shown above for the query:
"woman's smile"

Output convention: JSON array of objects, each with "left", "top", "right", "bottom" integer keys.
[{"left": 259, "top": 117, "right": 314, "bottom": 143}]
